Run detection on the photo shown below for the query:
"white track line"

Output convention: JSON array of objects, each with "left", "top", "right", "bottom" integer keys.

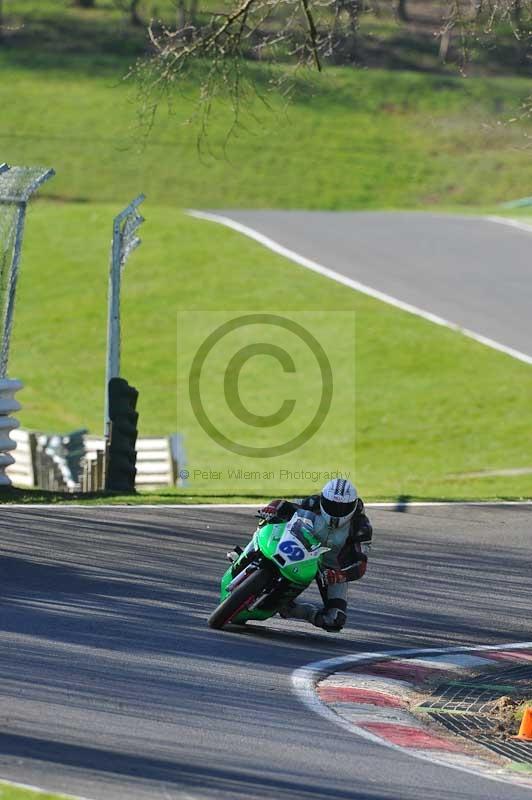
[
  {"left": 488, "top": 216, "right": 532, "bottom": 235},
  {"left": 188, "top": 210, "right": 532, "bottom": 366},
  {"left": 164, "top": 501, "right": 531, "bottom": 510},
  {"left": 1, "top": 501, "right": 532, "bottom": 509},
  {"left": 0, "top": 777, "right": 95, "bottom": 800},
  {"left": 292, "top": 642, "right": 532, "bottom": 791}
]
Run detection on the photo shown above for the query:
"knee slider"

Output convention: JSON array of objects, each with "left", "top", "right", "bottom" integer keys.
[
  {"left": 315, "top": 608, "right": 346, "bottom": 632},
  {"left": 326, "top": 609, "right": 347, "bottom": 631},
  {"left": 322, "top": 597, "right": 347, "bottom": 630}
]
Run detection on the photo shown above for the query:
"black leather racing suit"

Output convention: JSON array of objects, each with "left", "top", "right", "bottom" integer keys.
[{"left": 260, "top": 496, "right": 373, "bottom": 631}]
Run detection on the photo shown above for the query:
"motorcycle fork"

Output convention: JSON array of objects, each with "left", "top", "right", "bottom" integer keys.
[
  {"left": 245, "top": 571, "right": 286, "bottom": 611},
  {"left": 316, "top": 572, "right": 328, "bottom": 604},
  {"left": 227, "top": 565, "right": 256, "bottom": 593},
  {"left": 253, "top": 577, "right": 299, "bottom": 611},
  {"left": 230, "top": 545, "right": 259, "bottom": 578}
]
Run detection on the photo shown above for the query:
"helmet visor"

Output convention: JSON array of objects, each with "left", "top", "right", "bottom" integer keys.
[{"left": 320, "top": 495, "right": 357, "bottom": 519}]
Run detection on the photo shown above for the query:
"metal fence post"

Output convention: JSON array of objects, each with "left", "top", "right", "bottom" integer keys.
[
  {"left": 0, "top": 164, "right": 54, "bottom": 485},
  {"left": 104, "top": 194, "right": 145, "bottom": 438},
  {"left": 1, "top": 203, "right": 26, "bottom": 378},
  {"left": 0, "top": 165, "right": 55, "bottom": 379}
]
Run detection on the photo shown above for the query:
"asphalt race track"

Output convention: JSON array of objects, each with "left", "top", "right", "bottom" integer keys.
[
  {"left": 0, "top": 504, "right": 530, "bottom": 800},
  {"left": 204, "top": 211, "right": 532, "bottom": 359}
]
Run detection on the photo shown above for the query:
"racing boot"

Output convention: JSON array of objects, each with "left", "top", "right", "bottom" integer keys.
[
  {"left": 314, "top": 607, "right": 347, "bottom": 632},
  {"left": 279, "top": 601, "right": 319, "bottom": 624}
]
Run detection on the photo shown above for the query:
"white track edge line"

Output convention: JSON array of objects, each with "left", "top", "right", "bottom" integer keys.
[
  {"left": 187, "top": 209, "right": 532, "bottom": 366},
  {"left": 292, "top": 642, "right": 532, "bottom": 791},
  {"left": 1, "top": 502, "right": 530, "bottom": 509},
  {"left": 487, "top": 216, "right": 532, "bottom": 235}
]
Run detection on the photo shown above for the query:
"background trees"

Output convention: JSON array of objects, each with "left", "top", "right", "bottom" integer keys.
[
  {"left": 0, "top": 1, "right": 529, "bottom": 129},
  {"left": 134, "top": 0, "right": 530, "bottom": 130}
]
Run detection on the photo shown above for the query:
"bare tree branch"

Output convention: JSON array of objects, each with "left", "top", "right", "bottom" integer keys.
[{"left": 130, "top": 0, "right": 532, "bottom": 143}]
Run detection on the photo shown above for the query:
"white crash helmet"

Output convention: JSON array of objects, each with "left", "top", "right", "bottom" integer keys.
[{"left": 320, "top": 478, "right": 358, "bottom": 528}]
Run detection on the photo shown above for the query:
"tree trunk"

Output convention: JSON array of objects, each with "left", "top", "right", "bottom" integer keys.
[
  {"left": 439, "top": 27, "right": 451, "bottom": 62},
  {"left": 74, "top": 0, "right": 96, "bottom": 7},
  {"left": 177, "top": 0, "right": 186, "bottom": 28},
  {"left": 396, "top": 0, "right": 408, "bottom": 22},
  {"left": 130, "top": 0, "right": 143, "bottom": 26},
  {"left": 331, "top": 0, "right": 360, "bottom": 62},
  {"left": 189, "top": 0, "right": 199, "bottom": 25},
  {"left": 511, "top": 0, "right": 522, "bottom": 26},
  {"left": 346, "top": 0, "right": 360, "bottom": 37}
]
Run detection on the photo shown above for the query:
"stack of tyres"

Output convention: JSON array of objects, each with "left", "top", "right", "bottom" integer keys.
[{"left": 106, "top": 377, "right": 139, "bottom": 492}]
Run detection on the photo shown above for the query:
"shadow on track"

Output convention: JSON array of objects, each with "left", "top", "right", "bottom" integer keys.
[
  {"left": 0, "top": 730, "right": 485, "bottom": 800},
  {"left": 0, "top": 506, "right": 530, "bottom": 799}
]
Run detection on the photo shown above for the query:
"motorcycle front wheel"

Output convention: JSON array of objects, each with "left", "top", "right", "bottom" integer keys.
[{"left": 207, "top": 566, "right": 274, "bottom": 629}]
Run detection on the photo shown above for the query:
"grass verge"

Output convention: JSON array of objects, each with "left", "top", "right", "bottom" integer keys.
[
  {"left": 2, "top": 488, "right": 531, "bottom": 505},
  {"left": 0, "top": 782, "right": 73, "bottom": 800},
  {"left": 0, "top": 57, "right": 530, "bottom": 210},
  {"left": 2, "top": 46, "right": 532, "bottom": 501},
  {"left": 516, "top": 701, "right": 532, "bottom": 723},
  {"left": 5, "top": 202, "right": 532, "bottom": 501}
]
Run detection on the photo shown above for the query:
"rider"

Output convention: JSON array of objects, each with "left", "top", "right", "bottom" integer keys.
[{"left": 257, "top": 478, "right": 372, "bottom": 632}]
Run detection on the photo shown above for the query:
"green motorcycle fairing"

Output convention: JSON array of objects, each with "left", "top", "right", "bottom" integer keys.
[{"left": 218, "top": 511, "right": 329, "bottom": 623}]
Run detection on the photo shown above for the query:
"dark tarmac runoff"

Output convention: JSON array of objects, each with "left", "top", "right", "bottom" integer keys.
[{"left": 0, "top": 504, "right": 530, "bottom": 799}]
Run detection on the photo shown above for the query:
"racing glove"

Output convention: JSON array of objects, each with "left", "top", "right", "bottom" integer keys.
[
  {"left": 258, "top": 499, "right": 295, "bottom": 522},
  {"left": 258, "top": 499, "right": 283, "bottom": 520},
  {"left": 322, "top": 568, "right": 348, "bottom": 585}
]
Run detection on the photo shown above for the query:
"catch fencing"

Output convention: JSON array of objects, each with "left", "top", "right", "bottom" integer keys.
[{"left": 0, "top": 164, "right": 54, "bottom": 485}]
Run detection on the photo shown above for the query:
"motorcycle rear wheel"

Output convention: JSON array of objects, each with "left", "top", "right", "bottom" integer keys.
[{"left": 208, "top": 566, "right": 274, "bottom": 629}]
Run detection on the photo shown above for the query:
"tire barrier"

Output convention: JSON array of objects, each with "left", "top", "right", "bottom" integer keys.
[
  {"left": 0, "top": 378, "right": 23, "bottom": 487},
  {"left": 6, "top": 428, "right": 37, "bottom": 487},
  {"left": 84, "top": 434, "right": 185, "bottom": 492},
  {"left": 105, "top": 377, "right": 139, "bottom": 493}
]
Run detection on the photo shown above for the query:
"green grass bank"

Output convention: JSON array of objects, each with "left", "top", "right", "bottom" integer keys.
[
  {"left": 1, "top": 24, "right": 532, "bottom": 501},
  {"left": 0, "top": 57, "right": 530, "bottom": 209},
  {"left": 6, "top": 203, "right": 532, "bottom": 501},
  {"left": 0, "top": 783, "right": 70, "bottom": 800}
]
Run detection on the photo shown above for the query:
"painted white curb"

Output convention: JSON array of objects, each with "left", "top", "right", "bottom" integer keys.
[{"left": 292, "top": 642, "right": 532, "bottom": 791}]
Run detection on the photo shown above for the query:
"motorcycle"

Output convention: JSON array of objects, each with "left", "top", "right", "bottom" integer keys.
[{"left": 208, "top": 508, "right": 330, "bottom": 629}]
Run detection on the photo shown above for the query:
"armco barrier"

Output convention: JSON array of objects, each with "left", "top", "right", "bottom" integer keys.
[
  {"left": 5, "top": 428, "right": 185, "bottom": 492},
  {"left": 0, "top": 378, "right": 23, "bottom": 487},
  {"left": 86, "top": 434, "right": 183, "bottom": 490},
  {"left": 35, "top": 431, "right": 87, "bottom": 492}
]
